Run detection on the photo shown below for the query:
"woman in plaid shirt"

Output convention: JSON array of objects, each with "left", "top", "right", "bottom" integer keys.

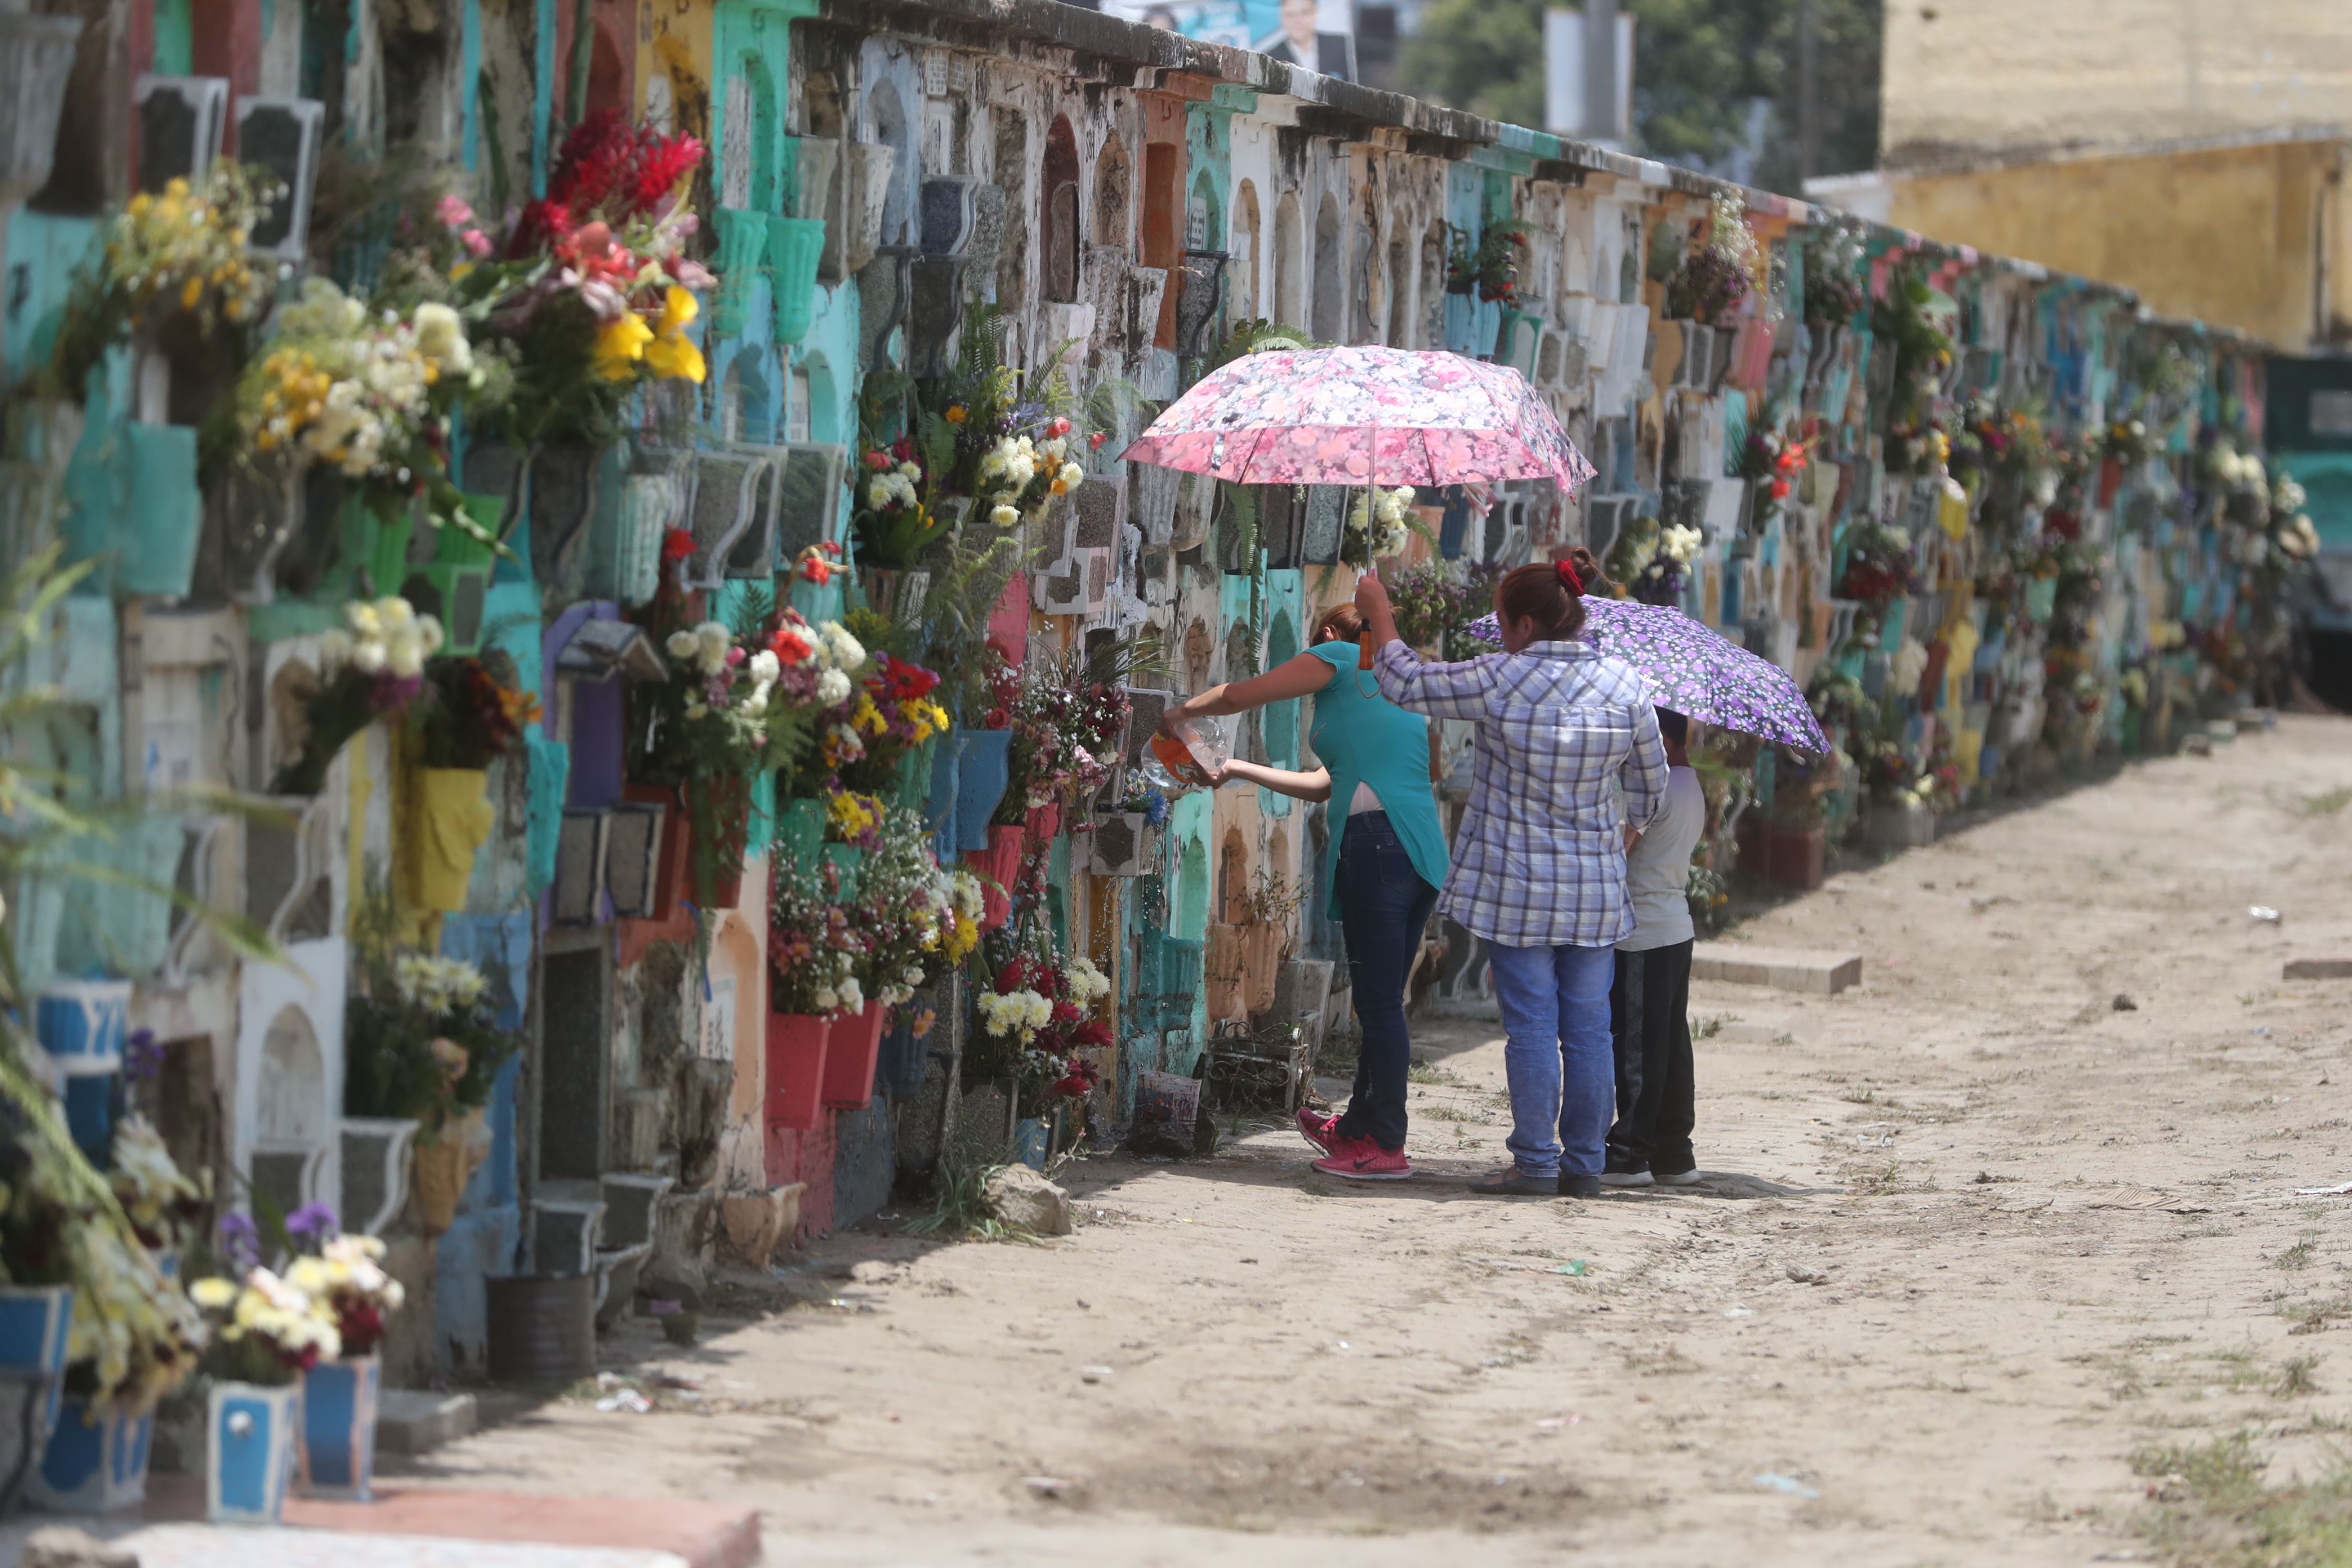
[{"left": 1355, "top": 551, "right": 1669, "bottom": 1197}]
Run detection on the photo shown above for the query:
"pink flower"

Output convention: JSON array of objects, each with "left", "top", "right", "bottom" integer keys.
[
  {"left": 676, "top": 259, "right": 716, "bottom": 290},
  {"left": 461, "top": 228, "right": 492, "bottom": 258},
  {"left": 435, "top": 194, "right": 476, "bottom": 228},
  {"left": 725, "top": 645, "right": 747, "bottom": 667}
]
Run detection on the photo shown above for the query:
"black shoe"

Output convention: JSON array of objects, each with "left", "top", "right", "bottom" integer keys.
[
  {"left": 1467, "top": 1168, "right": 1557, "bottom": 1197},
  {"left": 1558, "top": 1173, "right": 1603, "bottom": 1199}
]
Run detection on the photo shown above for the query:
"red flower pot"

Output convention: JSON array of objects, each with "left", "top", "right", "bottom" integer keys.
[
  {"left": 963, "top": 824, "right": 1023, "bottom": 930},
  {"left": 821, "top": 1003, "right": 888, "bottom": 1110},
  {"left": 765, "top": 1012, "right": 832, "bottom": 1133},
  {"left": 1025, "top": 801, "right": 1062, "bottom": 844}
]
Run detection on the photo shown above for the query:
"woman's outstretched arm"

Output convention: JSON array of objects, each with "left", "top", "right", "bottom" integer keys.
[
  {"left": 1159, "top": 651, "right": 1333, "bottom": 738},
  {"left": 1211, "top": 759, "right": 1333, "bottom": 802}
]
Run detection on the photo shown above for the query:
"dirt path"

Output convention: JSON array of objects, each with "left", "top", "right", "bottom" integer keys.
[{"left": 399, "top": 716, "right": 2352, "bottom": 1566}]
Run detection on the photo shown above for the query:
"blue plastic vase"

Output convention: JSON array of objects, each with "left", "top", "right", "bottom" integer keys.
[
  {"left": 33, "top": 1395, "right": 153, "bottom": 1511},
  {"left": 299, "top": 1355, "right": 381, "bottom": 1500},
  {"left": 208, "top": 1382, "right": 300, "bottom": 1524},
  {"left": 954, "top": 730, "right": 1013, "bottom": 853}
]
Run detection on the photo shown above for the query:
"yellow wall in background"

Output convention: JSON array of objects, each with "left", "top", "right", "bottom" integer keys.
[{"left": 1884, "top": 139, "right": 2351, "bottom": 349}]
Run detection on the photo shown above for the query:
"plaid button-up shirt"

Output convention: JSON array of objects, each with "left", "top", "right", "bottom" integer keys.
[{"left": 1374, "top": 638, "right": 1669, "bottom": 949}]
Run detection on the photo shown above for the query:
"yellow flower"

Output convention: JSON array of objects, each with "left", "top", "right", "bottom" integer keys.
[
  {"left": 180, "top": 276, "right": 202, "bottom": 308},
  {"left": 190, "top": 1277, "right": 237, "bottom": 1309},
  {"left": 594, "top": 313, "right": 654, "bottom": 381},
  {"left": 655, "top": 284, "right": 698, "bottom": 336},
  {"left": 642, "top": 286, "right": 707, "bottom": 384}
]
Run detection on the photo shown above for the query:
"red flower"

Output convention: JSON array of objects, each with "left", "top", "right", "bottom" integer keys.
[
  {"left": 770, "top": 626, "right": 812, "bottom": 663},
  {"left": 1046, "top": 417, "right": 1072, "bottom": 438},
  {"left": 661, "top": 528, "right": 696, "bottom": 562},
  {"left": 864, "top": 451, "right": 892, "bottom": 471},
  {"left": 1088, "top": 433, "right": 1108, "bottom": 449}
]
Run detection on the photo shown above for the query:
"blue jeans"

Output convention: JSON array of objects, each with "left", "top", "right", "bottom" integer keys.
[
  {"left": 1486, "top": 940, "right": 1620, "bottom": 1180},
  {"left": 1332, "top": 812, "right": 1440, "bottom": 1152}
]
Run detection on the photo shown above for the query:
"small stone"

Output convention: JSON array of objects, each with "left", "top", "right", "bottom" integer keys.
[
  {"left": 1784, "top": 1263, "right": 1828, "bottom": 1285},
  {"left": 2112, "top": 993, "right": 2139, "bottom": 1011},
  {"left": 23, "top": 1529, "right": 137, "bottom": 1568},
  {"left": 1079, "top": 1365, "right": 1112, "bottom": 1383},
  {"left": 2285, "top": 958, "right": 2352, "bottom": 981},
  {"left": 983, "top": 1165, "right": 1073, "bottom": 1236}
]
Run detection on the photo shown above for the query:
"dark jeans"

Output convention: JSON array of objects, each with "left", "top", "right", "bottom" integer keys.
[
  {"left": 1607, "top": 940, "right": 1696, "bottom": 1175},
  {"left": 1332, "top": 812, "right": 1440, "bottom": 1152}
]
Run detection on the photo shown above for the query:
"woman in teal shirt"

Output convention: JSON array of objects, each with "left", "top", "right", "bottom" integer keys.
[{"left": 1158, "top": 603, "right": 1449, "bottom": 1179}]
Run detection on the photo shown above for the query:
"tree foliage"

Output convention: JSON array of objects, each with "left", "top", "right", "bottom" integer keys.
[{"left": 1396, "top": 0, "right": 1881, "bottom": 189}]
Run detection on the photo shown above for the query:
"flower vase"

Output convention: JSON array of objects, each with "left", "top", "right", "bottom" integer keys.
[
  {"left": 767, "top": 214, "right": 826, "bottom": 346},
  {"left": 409, "top": 1108, "right": 485, "bottom": 1237},
  {"left": 952, "top": 729, "right": 1013, "bottom": 852},
  {"left": 206, "top": 1381, "right": 301, "bottom": 1525},
  {"left": 408, "top": 767, "right": 495, "bottom": 913},
  {"left": 1014, "top": 1117, "right": 1049, "bottom": 1171},
  {"left": 32, "top": 1395, "right": 153, "bottom": 1512},
  {"left": 1024, "top": 801, "right": 1062, "bottom": 845},
  {"left": 765, "top": 1012, "right": 832, "bottom": 1133},
  {"left": 963, "top": 825, "right": 1023, "bottom": 930},
  {"left": 0, "top": 1285, "right": 75, "bottom": 1482},
  {"left": 299, "top": 1354, "right": 381, "bottom": 1500},
  {"left": 819, "top": 1002, "right": 887, "bottom": 1110}
]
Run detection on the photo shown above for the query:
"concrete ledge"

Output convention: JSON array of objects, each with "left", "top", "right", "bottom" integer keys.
[
  {"left": 1692, "top": 943, "right": 1862, "bottom": 995},
  {"left": 375, "top": 1390, "right": 478, "bottom": 1455},
  {"left": 2285, "top": 958, "right": 2352, "bottom": 981}
]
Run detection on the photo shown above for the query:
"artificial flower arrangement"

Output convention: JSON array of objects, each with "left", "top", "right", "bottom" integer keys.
[
  {"left": 46, "top": 164, "right": 280, "bottom": 402},
  {"left": 850, "top": 307, "right": 1106, "bottom": 567},
  {"left": 231, "top": 277, "right": 493, "bottom": 529},
  {"left": 969, "top": 946, "right": 1112, "bottom": 1119},
  {"left": 768, "top": 855, "right": 867, "bottom": 1019},
  {"left": 1945, "top": 399, "right": 2055, "bottom": 525},
  {"left": 1342, "top": 485, "right": 1418, "bottom": 566},
  {"left": 1739, "top": 428, "right": 1811, "bottom": 530},
  {"left": 1631, "top": 521, "right": 1704, "bottom": 609},
  {"left": 278, "top": 1217, "right": 403, "bottom": 1360},
  {"left": 343, "top": 896, "right": 524, "bottom": 1144},
  {"left": 1664, "top": 191, "right": 1758, "bottom": 326},
  {"left": 1834, "top": 518, "right": 1920, "bottom": 613},
  {"left": 1445, "top": 220, "right": 1529, "bottom": 305},
  {"left": 847, "top": 801, "right": 975, "bottom": 1011},
  {"left": 1872, "top": 264, "right": 1958, "bottom": 479},
  {"left": 271, "top": 595, "right": 446, "bottom": 794},
  {"left": 187, "top": 1265, "right": 340, "bottom": 1386},
  {"left": 411, "top": 649, "right": 542, "bottom": 769},
  {"left": 1384, "top": 558, "right": 1507, "bottom": 656},
  {"left": 1802, "top": 226, "right": 1868, "bottom": 329},
  {"left": 828, "top": 652, "right": 952, "bottom": 794},
  {"left": 983, "top": 654, "right": 1132, "bottom": 824},
  {"left": 632, "top": 576, "right": 868, "bottom": 901},
  {"left": 1116, "top": 779, "right": 1171, "bottom": 830},
  {"left": 467, "top": 111, "right": 713, "bottom": 444}
]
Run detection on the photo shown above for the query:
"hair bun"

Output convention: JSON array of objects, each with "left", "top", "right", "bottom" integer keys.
[{"left": 1555, "top": 558, "right": 1585, "bottom": 595}]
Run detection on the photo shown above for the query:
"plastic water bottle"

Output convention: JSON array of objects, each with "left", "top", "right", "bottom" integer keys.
[{"left": 1137, "top": 710, "right": 1232, "bottom": 793}]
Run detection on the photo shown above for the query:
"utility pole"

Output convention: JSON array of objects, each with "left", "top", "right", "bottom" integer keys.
[
  {"left": 1585, "top": 0, "right": 1619, "bottom": 146},
  {"left": 1798, "top": 0, "right": 1818, "bottom": 183}
]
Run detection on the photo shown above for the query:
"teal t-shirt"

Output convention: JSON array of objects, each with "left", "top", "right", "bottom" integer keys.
[{"left": 1304, "top": 640, "right": 1451, "bottom": 905}]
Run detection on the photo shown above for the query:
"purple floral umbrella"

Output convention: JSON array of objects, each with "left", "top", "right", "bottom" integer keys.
[
  {"left": 1120, "top": 346, "right": 1594, "bottom": 489},
  {"left": 1465, "top": 602, "right": 1828, "bottom": 752}
]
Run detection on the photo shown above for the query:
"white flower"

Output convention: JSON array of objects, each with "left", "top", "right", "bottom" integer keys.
[
  {"left": 867, "top": 478, "right": 894, "bottom": 510},
  {"left": 1660, "top": 524, "right": 1703, "bottom": 564},
  {"left": 821, "top": 622, "right": 865, "bottom": 671},
  {"left": 814, "top": 987, "right": 838, "bottom": 1012},
  {"left": 386, "top": 636, "right": 425, "bottom": 679},
  {"left": 1058, "top": 462, "right": 1084, "bottom": 489},
  {"left": 418, "top": 614, "right": 445, "bottom": 656},
  {"left": 898, "top": 461, "right": 921, "bottom": 480},
  {"left": 666, "top": 630, "right": 700, "bottom": 662},
  {"left": 749, "top": 650, "right": 780, "bottom": 683},
  {"left": 351, "top": 638, "right": 387, "bottom": 674},
  {"left": 991, "top": 504, "right": 1019, "bottom": 528},
  {"left": 346, "top": 603, "right": 383, "bottom": 639},
  {"left": 377, "top": 596, "right": 416, "bottom": 632},
  {"left": 412, "top": 302, "right": 472, "bottom": 375},
  {"left": 320, "top": 628, "right": 353, "bottom": 666},
  {"left": 817, "top": 669, "right": 852, "bottom": 705},
  {"left": 838, "top": 977, "right": 865, "bottom": 1013}
]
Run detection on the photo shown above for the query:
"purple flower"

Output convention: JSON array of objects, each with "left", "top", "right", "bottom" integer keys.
[
  {"left": 217, "top": 1213, "right": 260, "bottom": 1271},
  {"left": 122, "top": 1029, "right": 162, "bottom": 1084},
  {"left": 284, "top": 1202, "right": 340, "bottom": 1241}
]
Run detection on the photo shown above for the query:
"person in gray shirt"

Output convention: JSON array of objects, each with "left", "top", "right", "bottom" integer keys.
[{"left": 1601, "top": 709, "right": 1707, "bottom": 1186}]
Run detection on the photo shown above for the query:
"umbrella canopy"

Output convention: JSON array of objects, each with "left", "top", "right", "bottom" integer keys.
[
  {"left": 1465, "top": 602, "right": 1828, "bottom": 752},
  {"left": 1120, "top": 346, "right": 1595, "bottom": 491}
]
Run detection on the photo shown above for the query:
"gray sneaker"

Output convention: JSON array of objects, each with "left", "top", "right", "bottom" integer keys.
[
  {"left": 1653, "top": 1167, "right": 1705, "bottom": 1186},
  {"left": 1599, "top": 1168, "right": 1654, "bottom": 1188}
]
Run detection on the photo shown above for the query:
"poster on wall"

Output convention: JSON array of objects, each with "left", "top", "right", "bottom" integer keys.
[{"left": 1102, "top": 0, "right": 1355, "bottom": 80}]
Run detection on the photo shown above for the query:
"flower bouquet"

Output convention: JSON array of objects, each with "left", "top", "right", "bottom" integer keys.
[
  {"left": 186, "top": 1267, "right": 340, "bottom": 1385},
  {"left": 271, "top": 596, "right": 444, "bottom": 794},
  {"left": 768, "top": 857, "right": 867, "bottom": 1019},
  {"left": 411, "top": 650, "right": 540, "bottom": 769},
  {"left": 344, "top": 949, "right": 522, "bottom": 1145},
  {"left": 985, "top": 658, "right": 1130, "bottom": 825},
  {"left": 1341, "top": 485, "right": 1418, "bottom": 567},
  {"left": 465, "top": 111, "right": 712, "bottom": 444},
  {"left": 1664, "top": 193, "right": 1758, "bottom": 326},
  {"left": 828, "top": 653, "right": 952, "bottom": 795},
  {"left": 230, "top": 277, "right": 493, "bottom": 532},
  {"left": 848, "top": 804, "right": 978, "bottom": 1010},
  {"left": 282, "top": 1232, "right": 403, "bottom": 1362},
  {"left": 970, "top": 948, "right": 1112, "bottom": 1119},
  {"left": 47, "top": 164, "right": 279, "bottom": 402}
]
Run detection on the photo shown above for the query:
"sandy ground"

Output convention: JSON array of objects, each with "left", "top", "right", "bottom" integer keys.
[{"left": 393, "top": 714, "right": 2352, "bottom": 1566}]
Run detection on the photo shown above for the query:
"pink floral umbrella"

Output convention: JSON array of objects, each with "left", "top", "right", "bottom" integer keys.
[{"left": 1119, "top": 346, "right": 1594, "bottom": 490}]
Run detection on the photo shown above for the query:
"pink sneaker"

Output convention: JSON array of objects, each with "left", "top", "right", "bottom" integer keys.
[
  {"left": 1296, "top": 1105, "right": 1341, "bottom": 1154},
  {"left": 1313, "top": 1136, "right": 1413, "bottom": 1181}
]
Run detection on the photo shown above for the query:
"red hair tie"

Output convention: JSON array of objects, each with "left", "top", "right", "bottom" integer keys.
[{"left": 1556, "top": 558, "right": 1584, "bottom": 596}]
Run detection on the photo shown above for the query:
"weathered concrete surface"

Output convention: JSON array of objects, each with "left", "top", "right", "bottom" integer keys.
[
  {"left": 301, "top": 719, "right": 2352, "bottom": 1565},
  {"left": 1690, "top": 943, "right": 1863, "bottom": 995}
]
